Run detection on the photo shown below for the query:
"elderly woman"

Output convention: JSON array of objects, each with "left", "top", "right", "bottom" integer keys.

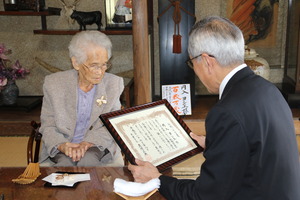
[{"left": 39, "top": 31, "right": 124, "bottom": 167}]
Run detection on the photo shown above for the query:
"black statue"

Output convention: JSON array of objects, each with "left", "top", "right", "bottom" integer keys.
[{"left": 70, "top": 10, "right": 102, "bottom": 31}]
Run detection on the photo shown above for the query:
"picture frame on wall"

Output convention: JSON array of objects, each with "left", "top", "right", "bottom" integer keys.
[{"left": 105, "top": 0, "right": 132, "bottom": 29}]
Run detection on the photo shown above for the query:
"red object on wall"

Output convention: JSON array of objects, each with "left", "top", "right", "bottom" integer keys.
[{"left": 125, "top": 0, "right": 132, "bottom": 8}]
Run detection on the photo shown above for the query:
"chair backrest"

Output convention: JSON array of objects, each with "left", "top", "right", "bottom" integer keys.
[{"left": 27, "top": 121, "right": 42, "bottom": 164}]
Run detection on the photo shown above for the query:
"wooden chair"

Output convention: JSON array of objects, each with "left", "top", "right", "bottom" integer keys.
[
  {"left": 120, "top": 78, "right": 134, "bottom": 108},
  {"left": 27, "top": 121, "right": 42, "bottom": 164}
]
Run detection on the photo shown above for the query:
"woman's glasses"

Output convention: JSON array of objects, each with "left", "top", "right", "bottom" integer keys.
[{"left": 82, "top": 62, "right": 112, "bottom": 72}]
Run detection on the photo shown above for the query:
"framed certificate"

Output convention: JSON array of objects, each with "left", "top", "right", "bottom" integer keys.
[{"left": 100, "top": 99, "right": 203, "bottom": 172}]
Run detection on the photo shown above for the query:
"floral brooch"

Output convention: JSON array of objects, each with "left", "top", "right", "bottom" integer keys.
[{"left": 96, "top": 96, "right": 107, "bottom": 107}]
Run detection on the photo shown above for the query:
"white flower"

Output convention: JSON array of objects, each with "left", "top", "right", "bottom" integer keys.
[{"left": 96, "top": 96, "right": 107, "bottom": 106}]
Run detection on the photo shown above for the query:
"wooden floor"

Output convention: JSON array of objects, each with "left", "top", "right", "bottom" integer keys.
[{"left": 0, "top": 95, "right": 300, "bottom": 136}]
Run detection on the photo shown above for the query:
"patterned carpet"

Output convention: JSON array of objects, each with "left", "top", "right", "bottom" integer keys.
[{"left": 0, "top": 122, "right": 32, "bottom": 137}]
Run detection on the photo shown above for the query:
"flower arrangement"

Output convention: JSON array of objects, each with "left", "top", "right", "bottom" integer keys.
[{"left": 0, "top": 43, "right": 30, "bottom": 90}]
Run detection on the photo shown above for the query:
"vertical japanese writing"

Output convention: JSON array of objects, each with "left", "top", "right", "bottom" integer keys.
[
  {"left": 162, "top": 84, "right": 192, "bottom": 115},
  {"left": 111, "top": 104, "right": 197, "bottom": 166},
  {"left": 121, "top": 113, "right": 191, "bottom": 161}
]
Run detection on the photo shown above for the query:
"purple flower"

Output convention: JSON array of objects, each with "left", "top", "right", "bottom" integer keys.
[{"left": 0, "top": 44, "right": 29, "bottom": 91}]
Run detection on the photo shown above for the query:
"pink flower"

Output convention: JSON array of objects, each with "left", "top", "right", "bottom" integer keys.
[
  {"left": 0, "top": 44, "right": 11, "bottom": 61},
  {"left": 0, "top": 76, "right": 7, "bottom": 87},
  {"left": 0, "top": 44, "right": 29, "bottom": 91}
]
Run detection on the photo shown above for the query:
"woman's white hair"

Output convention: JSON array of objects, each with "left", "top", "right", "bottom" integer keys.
[
  {"left": 188, "top": 16, "right": 245, "bottom": 67},
  {"left": 68, "top": 31, "right": 112, "bottom": 64}
]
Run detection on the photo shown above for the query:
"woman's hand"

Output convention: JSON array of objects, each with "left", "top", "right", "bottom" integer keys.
[
  {"left": 79, "top": 141, "right": 93, "bottom": 151},
  {"left": 58, "top": 141, "right": 93, "bottom": 162}
]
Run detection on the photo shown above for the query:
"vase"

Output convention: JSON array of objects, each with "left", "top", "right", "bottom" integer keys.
[
  {"left": 0, "top": 81, "right": 19, "bottom": 105},
  {"left": 244, "top": 46, "right": 270, "bottom": 80}
]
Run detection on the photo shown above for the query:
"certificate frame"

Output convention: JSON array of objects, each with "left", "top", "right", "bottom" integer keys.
[{"left": 100, "top": 99, "right": 203, "bottom": 172}]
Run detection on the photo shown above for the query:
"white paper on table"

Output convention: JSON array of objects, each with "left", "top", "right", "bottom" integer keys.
[{"left": 42, "top": 173, "right": 90, "bottom": 187}]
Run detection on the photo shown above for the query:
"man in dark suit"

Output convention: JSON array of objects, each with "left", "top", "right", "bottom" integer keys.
[{"left": 128, "top": 16, "right": 300, "bottom": 199}]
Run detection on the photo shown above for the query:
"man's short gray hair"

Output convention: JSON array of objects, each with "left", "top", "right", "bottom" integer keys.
[
  {"left": 188, "top": 16, "right": 245, "bottom": 67},
  {"left": 68, "top": 31, "right": 112, "bottom": 64}
]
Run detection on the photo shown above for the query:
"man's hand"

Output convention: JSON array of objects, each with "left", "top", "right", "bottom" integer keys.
[
  {"left": 190, "top": 132, "right": 206, "bottom": 149},
  {"left": 58, "top": 141, "right": 93, "bottom": 162},
  {"left": 128, "top": 159, "right": 162, "bottom": 183}
]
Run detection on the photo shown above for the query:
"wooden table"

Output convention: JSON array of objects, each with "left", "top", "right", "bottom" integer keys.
[{"left": 0, "top": 166, "right": 168, "bottom": 200}]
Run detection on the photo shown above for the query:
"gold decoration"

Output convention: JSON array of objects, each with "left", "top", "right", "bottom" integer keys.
[
  {"left": 102, "top": 174, "right": 112, "bottom": 183},
  {"left": 12, "top": 163, "right": 41, "bottom": 184},
  {"left": 115, "top": 189, "right": 158, "bottom": 200}
]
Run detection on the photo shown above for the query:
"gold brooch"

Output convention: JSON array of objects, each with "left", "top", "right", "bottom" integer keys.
[{"left": 96, "top": 96, "right": 107, "bottom": 106}]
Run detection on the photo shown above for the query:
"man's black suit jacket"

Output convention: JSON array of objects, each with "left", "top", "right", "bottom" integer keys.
[{"left": 159, "top": 67, "right": 300, "bottom": 200}]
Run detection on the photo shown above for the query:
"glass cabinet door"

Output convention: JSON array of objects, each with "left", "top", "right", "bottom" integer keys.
[{"left": 284, "top": 0, "right": 300, "bottom": 92}]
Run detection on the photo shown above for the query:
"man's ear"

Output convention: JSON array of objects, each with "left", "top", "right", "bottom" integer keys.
[
  {"left": 203, "top": 54, "right": 214, "bottom": 74},
  {"left": 71, "top": 57, "right": 80, "bottom": 70}
]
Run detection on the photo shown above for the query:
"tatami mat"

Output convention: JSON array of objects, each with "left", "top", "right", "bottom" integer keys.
[
  {"left": 0, "top": 136, "right": 205, "bottom": 177},
  {"left": 0, "top": 136, "right": 298, "bottom": 179},
  {"left": 0, "top": 136, "right": 28, "bottom": 167},
  {"left": 172, "top": 153, "right": 205, "bottom": 179}
]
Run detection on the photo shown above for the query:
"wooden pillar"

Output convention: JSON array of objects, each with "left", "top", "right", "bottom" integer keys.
[{"left": 132, "top": 0, "right": 151, "bottom": 105}]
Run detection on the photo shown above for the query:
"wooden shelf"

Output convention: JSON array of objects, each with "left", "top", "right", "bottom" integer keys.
[
  {"left": 0, "top": 10, "right": 54, "bottom": 16},
  {"left": 0, "top": 10, "right": 133, "bottom": 35},
  {"left": 0, "top": 10, "right": 57, "bottom": 30},
  {"left": 33, "top": 29, "right": 133, "bottom": 35}
]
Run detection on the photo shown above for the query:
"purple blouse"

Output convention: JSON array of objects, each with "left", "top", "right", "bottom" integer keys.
[{"left": 71, "top": 85, "right": 96, "bottom": 143}]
